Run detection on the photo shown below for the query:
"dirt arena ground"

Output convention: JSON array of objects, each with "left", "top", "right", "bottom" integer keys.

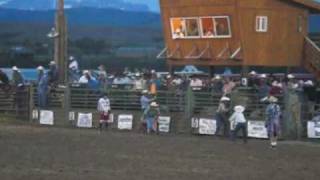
[{"left": 0, "top": 124, "right": 319, "bottom": 180}]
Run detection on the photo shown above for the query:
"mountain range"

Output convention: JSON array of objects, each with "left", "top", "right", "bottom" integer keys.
[{"left": 0, "top": 0, "right": 160, "bottom": 12}]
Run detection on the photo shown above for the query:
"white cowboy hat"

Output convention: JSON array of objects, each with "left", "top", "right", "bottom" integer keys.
[
  {"left": 151, "top": 69, "right": 156, "bottom": 74},
  {"left": 37, "top": 66, "right": 44, "bottom": 71},
  {"left": 268, "top": 96, "right": 278, "bottom": 103},
  {"left": 249, "top": 71, "right": 257, "bottom": 75},
  {"left": 166, "top": 75, "right": 171, "bottom": 79},
  {"left": 135, "top": 73, "right": 141, "bottom": 77},
  {"left": 12, "top": 66, "right": 18, "bottom": 71},
  {"left": 83, "top": 70, "right": 89, "bottom": 74},
  {"left": 49, "top": 61, "right": 56, "bottom": 65},
  {"left": 260, "top": 74, "right": 267, "bottom": 78},
  {"left": 214, "top": 75, "right": 221, "bottom": 80},
  {"left": 220, "top": 96, "right": 231, "bottom": 101},
  {"left": 150, "top": 102, "right": 159, "bottom": 107},
  {"left": 304, "top": 80, "right": 314, "bottom": 86},
  {"left": 108, "top": 75, "right": 114, "bottom": 79},
  {"left": 260, "top": 96, "right": 269, "bottom": 102},
  {"left": 272, "top": 81, "right": 279, "bottom": 87},
  {"left": 234, "top": 105, "right": 245, "bottom": 113},
  {"left": 287, "top": 74, "right": 295, "bottom": 79},
  {"left": 142, "top": 90, "right": 148, "bottom": 94},
  {"left": 69, "top": 56, "right": 75, "bottom": 61}
]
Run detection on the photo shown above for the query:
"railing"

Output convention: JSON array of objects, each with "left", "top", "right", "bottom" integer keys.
[
  {"left": 304, "top": 36, "right": 320, "bottom": 77},
  {"left": 0, "top": 85, "right": 31, "bottom": 120}
]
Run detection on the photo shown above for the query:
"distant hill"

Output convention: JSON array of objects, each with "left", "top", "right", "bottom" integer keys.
[
  {"left": 0, "top": 0, "right": 154, "bottom": 12},
  {"left": 0, "top": 7, "right": 161, "bottom": 28}
]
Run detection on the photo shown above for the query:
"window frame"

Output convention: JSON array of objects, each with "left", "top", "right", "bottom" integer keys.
[
  {"left": 170, "top": 17, "right": 201, "bottom": 39},
  {"left": 170, "top": 16, "right": 232, "bottom": 40},
  {"left": 256, "top": 16, "right": 268, "bottom": 32},
  {"left": 199, "top": 16, "right": 232, "bottom": 39}
]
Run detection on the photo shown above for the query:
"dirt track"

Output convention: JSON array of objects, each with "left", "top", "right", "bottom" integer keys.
[{"left": 0, "top": 124, "right": 319, "bottom": 180}]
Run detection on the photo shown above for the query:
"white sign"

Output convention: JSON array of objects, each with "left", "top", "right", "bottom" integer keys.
[
  {"left": 191, "top": 118, "right": 199, "bottom": 128},
  {"left": 118, "top": 114, "right": 133, "bottom": 130},
  {"left": 158, "top": 116, "right": 171, "bottom": 133},
  {"left": 308, "top": 121, "right": 320, "bottom": 139},
  {"left": 69, "top": 112, "right": 75, "bottom": 121},
  {"left": 247, "top": 121, "right": 268, "bottom": 139},
  {"left": 199, "top": 119, "right": 216, "bottom": 135},
  {"left": 77, "top": 113, "right": 93, "bottom": 128},
  {"left": 40, "top": 110, "right": 54, "bottom": 125}
]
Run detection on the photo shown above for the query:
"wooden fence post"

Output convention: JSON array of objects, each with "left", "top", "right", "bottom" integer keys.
[{"left": 28, "top": 85, "right": 34, "bottom": 123}]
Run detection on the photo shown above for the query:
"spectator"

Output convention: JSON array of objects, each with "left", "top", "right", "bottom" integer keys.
[
  {"left": 190, "top": 76, "right": 203, "bottom": 91},
  {"left": 215, "top": 96, "right": 231, "bottom": 136},
  {"left": 11, "top": 66, "right": 24, "bottom": 87},
  {"left": 69, "top": 56, "right": 80, "bottom": 82},
  {"left": 37, "top": 73, "right": 49, "bottom": 108},
  {"left": 211, "top": 75, "right": 223, "bottom": 94},
  {"left": 134, "top": 73, "right": 145, "bottom": 91},
  {"left": 97, "top": 93, "right": 111, "bottom": 131},
  {"left": 0, "top": 69, "right": 10, "bottom": 92},
  {"left": 222, "top": 78, "right": 235, "bottom": 96},
  {"left": 37, "top": 66, "right": 45, "bottom": 83},
  {"left": 229, "top": 105, "right": 247, "bottom": 143},
  {"left": 143, "top": 102, "right": 160, "bottom": 134},
  {"left": 79, "top": 70, "right": 90, "bottom": 84},
  {"left": 269, "top": 81, "right": 283, "bottom": 96},
  {"left": 248, "top": 71, "right": 260, "bottom": 88},
  {"left": 140, "top": 90, "right": 153, "bottom": 131},
  {"left": 265, "top": 96, "right": 281, "bottom": 149}
]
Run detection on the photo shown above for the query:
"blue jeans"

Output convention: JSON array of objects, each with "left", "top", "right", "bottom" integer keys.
[
  {"left": 231, "top": 123, "right": 247, "bottom": 143},
  {"left": 215, "top": 113, "right": 229, "bottom": 136},
  {"left": 146, "top": 117, "right": 156, "bottom": 131},
  {"left": 38, "top": 90, "right": 48, "bottom": 108}
]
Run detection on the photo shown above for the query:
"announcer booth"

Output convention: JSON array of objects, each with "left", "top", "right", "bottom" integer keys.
[{"left": 158, "top": 0, "right": 320, "bottom": 78}]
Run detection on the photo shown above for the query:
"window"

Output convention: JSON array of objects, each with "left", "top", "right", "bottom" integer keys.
[
  {"left": 256, "top": 16, "right": 268, "bottom": 32},
  {"left": 200, "top": 16, "right": 231, "bottom": 38},
  {"left": 171, "top": 16, "right": 231, "bottom": 39},
  {"left": 171, "top": 17, "right": 200, "bottom": 39}
]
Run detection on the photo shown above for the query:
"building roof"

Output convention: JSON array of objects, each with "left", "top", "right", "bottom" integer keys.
[{"left": 282, "top": 0, "right": 320, "bottom": 13}]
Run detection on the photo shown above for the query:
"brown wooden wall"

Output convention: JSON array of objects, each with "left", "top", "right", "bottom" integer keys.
[{"left": 159, "top": 0, "right": 309, "bottom": 67}]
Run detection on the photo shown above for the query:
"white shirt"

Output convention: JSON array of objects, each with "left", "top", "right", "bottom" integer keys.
[
  {"left": 229, "top": 112, "right": 246, "bottom": 124},
  {"left": 134, "top": 79, "right": 144, "bottom": 90},
  {"left": 97, "top": 97, "right": 111, "bottom": 112},
  {"left": 78, "top": 75, "right": 88, "bottom": 84}
]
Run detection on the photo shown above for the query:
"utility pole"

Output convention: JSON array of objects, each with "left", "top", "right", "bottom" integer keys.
[{"left": 54, "top": 0, "right": 68, "bottom": 84}]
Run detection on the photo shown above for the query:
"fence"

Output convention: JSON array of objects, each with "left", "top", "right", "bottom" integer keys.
[{"left": 0, "top": 84, "right": 319, "bottom": 139}]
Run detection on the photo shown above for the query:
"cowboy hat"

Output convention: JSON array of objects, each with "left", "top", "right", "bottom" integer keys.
[
  {"left": 83, "top": 70, "right": 89, "bottom": 74},
  {"left": 268, "top": 96, "right": 278, "bottom": 103},
  {"left": 49, "top": 61, "right": 56, "bottom": 65},
  {"left": 12, "top": 66, "right": 18, "bottom": 71},
  {"left": 220, "top": 96, "right": 231, "bottom": 101},
  {"left": 260, "top": 74, "right": 267, "bottom": 78},
  {"left": 69, "top": 56, "right": 75, "bottom": 61},
  {"left": 213, "top": 75, "right": 222, "bottom": 80},
  {"left": 249, "top": 71, "right": 257, "bottom": 75},
  {"left": 142, "top": 90, "right": 149, "bottom": 94},
  {"left": 37, "top": 66, "right": 44, "bottom": 71},
  {"left": 150, "top": 102, "right": 159, "bottom": 107},
  {"left": 234, "top": 105, "right": 245, "bottom": 113},
  {"left": 304, "top": 80, "right": 314, "bottom": 86},
  {"left": 287, "top": 74, "right": 295, "bottom": 79}
]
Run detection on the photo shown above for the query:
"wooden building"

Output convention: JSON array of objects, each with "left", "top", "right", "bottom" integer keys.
[{"left": 158, "top": 0, "right": 320, "bottom": 78}]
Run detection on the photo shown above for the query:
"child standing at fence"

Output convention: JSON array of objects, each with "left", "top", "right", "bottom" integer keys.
[
  {"left": 143, "top": 102, "right": 160, "bottom": 134},
  {"left": 97, "top": 93, "right": 111, "bottom": 131},
  {"left": 229, "top": 105, "right": 247, "bottom": 143},
  {"left": 265, "top": 96, "right": 281, "bottom": 149}
]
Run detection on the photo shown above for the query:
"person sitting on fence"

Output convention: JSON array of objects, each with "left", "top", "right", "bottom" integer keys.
[
  {"left": 215, "top": 96, "right": 231, "bottom": 137},
  {"left": 11, "top": 66, "right": 24, "bottom": 88},
  {"left": 222, "top": 78, "right": 236, "bottom": 96},
  {"left": 143, "top": 101, "right": 160, "bottom": 134},
  {"left": 269, "top": 81, "right": 283, "bottom": 96},
  {"left": 211, "top": 75, "right": 223, "bottom": 94},
  {"left": 37, "top": 73, "right": 49, "bottom": 109},
  {"left": 229, "top": 105, "right": 247, "bottom": 144},
  {"left": 265, "top": 96, "right": 281, "bottom": 149},
  {"left": 79, "top": 70, "right": 90, "bottom": 84},
  {"left": 97, "top": 93, "right": 111, "bottom": 131},
  {"left": 69, "top": 56, "right": 80, "bottom": 83},
  {"left": 37, "top": 66, "right": 45, "bottom": 83}
]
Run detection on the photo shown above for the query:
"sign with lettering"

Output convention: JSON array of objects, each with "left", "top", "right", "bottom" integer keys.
[
  {"left": 118, "top": 114, "right": 133, "bottom": 130},
  {"left": 77, "top": 113, "right": 93, "bottom": 128},
  {"left": 40, "top": 110, "right": 54, "bottom": 125},
  {"left": 307, "top": 121, "right": 320, "bottom": 139},
  {"left": 247, "top": 121, "right": 268, "bottom": 139},
  {"left": 158, "top": 116, "right": 171, "bottom": 133},
  {"left": 199, "top": 119, "right": 216, "bottom": 135}
]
